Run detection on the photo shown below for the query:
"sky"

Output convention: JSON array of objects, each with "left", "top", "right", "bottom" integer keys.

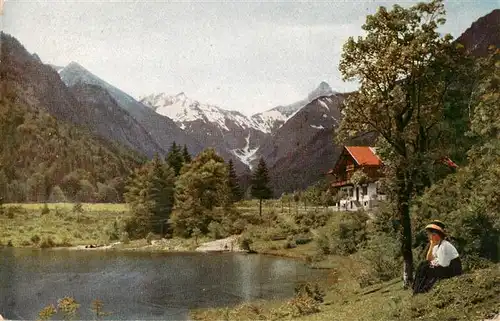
[{"left": 2, "top": 0, "right": 498, "bottom": 115}]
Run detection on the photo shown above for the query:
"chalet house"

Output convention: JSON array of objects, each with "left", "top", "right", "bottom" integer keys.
[{"left": 328, "top": 146, "right": 385, "bottom": 211}]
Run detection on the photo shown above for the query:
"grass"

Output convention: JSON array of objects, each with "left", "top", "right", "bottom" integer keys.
[
  {"left": 191, "top": 264, "right": 500, "bottom": 321},
  {"left": 3, "top": 202, "right": 128, "bottom": 212},
  {"left": 0, "top": 203, "right": 130, "bottom": 247}
]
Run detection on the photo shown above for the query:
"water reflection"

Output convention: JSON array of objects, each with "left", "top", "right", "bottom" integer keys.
[{"left": 0, "top": 249, "right": 326, "bottom": 320}]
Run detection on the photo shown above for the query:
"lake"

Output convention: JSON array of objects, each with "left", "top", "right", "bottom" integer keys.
[{"left": 0, "top": 248, "right": 326, "bottom": 320}]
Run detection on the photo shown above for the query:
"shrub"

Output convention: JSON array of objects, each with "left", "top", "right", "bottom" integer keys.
[
  {"left": 295, "top": 209, "right": 330, "bottom": 229},
  {"left": 283, "top": 240, "right": 297, "bottom": 249},
  {"left": 208, "top": 221, "right": 226, "bottom": 240},
  {"left": 120, "top": 232, "right": 130, "bottom": 244},
  {"left": 41, "top": 203, "right": 50, "bottom": 215},
  {"left": 295, "top": 235, "right": 313, "bottom": 245},
  {"left": 39, "top": 236, "right": 56, "bottom": 248},
  {"left": 315, "top": 211, "right": 369, "bottom": 255},
  {"left": 354, "top": 233, "right": 401, "bottom": 287},
  {"left": 239, "top": 237, "right": 253, "bottom": 251},
  {"left": 31, "top": 234, "right": 41, "bottom": 244},
  {"left": 21, "top": 240, "right": 31, "bottom": 246}
]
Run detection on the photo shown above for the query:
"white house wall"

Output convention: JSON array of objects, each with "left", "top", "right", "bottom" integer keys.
[{"left": 337, "top": 182, "right": 385, "bottom": 211}]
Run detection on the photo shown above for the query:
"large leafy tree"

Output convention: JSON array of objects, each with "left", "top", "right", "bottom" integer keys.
[
  {"left": 227, "top": 159, "right": 242, "bottom": 202},
  {"left": 251, "top": 158, "right": 273, "bottom": 217},
  {"left": 170, "top": 148, "right": 230, "bottom": 237},
  {"left": 336, "top": 0, "right": 475, "bottom": 286}
]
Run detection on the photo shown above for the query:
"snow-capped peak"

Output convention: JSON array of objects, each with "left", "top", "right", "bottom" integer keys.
[
  {"left": 250, "top": 81, "right": 337, "bottom": 133},
  {"left": 140, "top": 92, "right": 257, "bottom": 132}
]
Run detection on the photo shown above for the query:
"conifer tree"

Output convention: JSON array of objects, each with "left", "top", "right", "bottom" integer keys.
[
  {"left": 251, "top": 158, "right": 273, "bottom": 218},
  {"left": 227, "top": 159, "right": 242, "bottom": 202},
  {"left": 124, "top": 155, "right": 175, "bottom": 237},
  {"left": 182, "top": 144, "right": 192, "bottom": 164},
  {"left": 149, "top": 156, "right": 176, "bottom": 235},
  {"left": 166, "top": 142, "right": 184, "bottom": 176}
]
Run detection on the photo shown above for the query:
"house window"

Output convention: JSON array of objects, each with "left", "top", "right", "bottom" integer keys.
[
  {"left": 350, "top": 201, "right": 353, "bottom": 209},
  {"left": 362, "top": 185, "right": 368, "bottom": 195},
  {"left": 364, "top": 201, "right": 368, "bottom": 206},
  {"left": 349, "top": 189, "right": 353, "bottom": 197}
]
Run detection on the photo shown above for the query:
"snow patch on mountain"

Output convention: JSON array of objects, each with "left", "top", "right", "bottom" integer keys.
[
  {"left": 231, "top": 134, "right": 259, "bottom": 169},
  {"left": 310, "top": 124, "right": 325, "bottom": 130}
]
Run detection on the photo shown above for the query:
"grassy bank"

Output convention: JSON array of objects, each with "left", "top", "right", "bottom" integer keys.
[
  {"left": 0, "top": 203, "right": 129, "bottom": 247},
  {"left": 191, "top": 264, "right": 500, "bottom": 321}
]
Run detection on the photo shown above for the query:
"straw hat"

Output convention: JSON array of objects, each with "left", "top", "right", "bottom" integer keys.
[
  {"left": 425, "top": 223, "right": 446, "bottom": 236},
  {"left": 429, "top": 219, "right": 445, "bottom": 229}
]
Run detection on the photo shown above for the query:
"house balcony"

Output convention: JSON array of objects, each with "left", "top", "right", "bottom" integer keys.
[{"left": 331, "top": 179, "right": 352, "bottom": 187}]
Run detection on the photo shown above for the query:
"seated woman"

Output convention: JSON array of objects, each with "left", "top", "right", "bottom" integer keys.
[{"left": 412, "top": 220, "right": 462, "bottom": 294}]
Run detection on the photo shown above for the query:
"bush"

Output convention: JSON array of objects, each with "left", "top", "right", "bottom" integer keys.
[
  {"left": 120, "top": 231, "right": 130, "bottom": 244},
  {"left": 294, "top": 209, "right": 330, "bottom": 229},
  {"left": 295, "top": 235, "right": 313, "bottom": 245},
  {"left": 39, "top": 236, "right": 56, "bottom": 248},
  {"left": 315, "top": 211, "right": 369, "bottom": 255},
  {"left": 31, "top": 234, "right": 41, "bottom": 244},
  {"left": 208, "top": 221, "right": 226, "bottom": 240},
  {"left": 354, "top": 233, "right": 401, "bottom": 287},
  {"left": 239, "top": 237, "right": 253, "bottom": 251},
  {"left": 41, "top": 203, "right": 50, "bottom": 215},
  {"left": 21, "top": 240, "right": 31, "bottom": 246}
]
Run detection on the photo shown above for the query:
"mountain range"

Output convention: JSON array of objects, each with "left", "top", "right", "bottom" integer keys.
[{"left": 1, "top": 9, "right": 498, "bottom": 197}]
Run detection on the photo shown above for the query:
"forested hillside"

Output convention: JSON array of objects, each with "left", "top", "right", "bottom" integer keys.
[{"left": 0, "top": 90, "right": 144, "bottom": 203}]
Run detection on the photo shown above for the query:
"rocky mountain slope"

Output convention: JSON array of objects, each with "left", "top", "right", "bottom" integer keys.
[
  {"left": 251, "top": 81, "right": 335, "bottom": 134},
  {"left": 456, "top": 9, "right": 500, "bottom": 57},
  {"left": 141, "top": 82, "right": 335, "bottom": 171},
  {"left": 0, "top": 33, "right": 164, "bottom": 158},
  {"left": 59, "top": 62, "right": 203, "bottom": 157}
]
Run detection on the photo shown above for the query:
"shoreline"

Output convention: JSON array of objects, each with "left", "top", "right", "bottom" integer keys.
[{"left": 1, "top": 241, "right": 335, "bottom": 270}]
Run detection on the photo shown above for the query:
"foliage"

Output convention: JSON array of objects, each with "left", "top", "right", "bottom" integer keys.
[
  {"left": 182, "top": 144, "right": 192, "bottom": 164},
  {"left": 124, "top": 156, "right": 175, "bottom": 237},
  {"left": 239, "top": 236, "right": 253, "bottom": 251},
  {"left": 166, "top": 142, "right": 184, "bottom": 176},
  {"left": 57, "top": 297, "right": 80, "bottom": 321},
  {"left": 355, "top": 233, "right": 401, "bottom": 287},
  {"left": 170, "top": 148, "right": 232, "bottom": 237},
  {"left": 316, "top": 211, "right": 369, "bottom": 255},
  {"left": 336, "top": 0, "right": 478, "bottom": 285},
  {"left": 38, "top": 304, "right": 57, "bottom": 321},
  {"left": 0, "top": 93, "right": 143, "bottom": 203},
  {"left": 91, "top": 299, "right": 112, "bottom": 319},
  {"left": 38, "top": 297, "right": 112, "bottom": 321},
  {"left": 349, "top": 169, "right": 369, "bottom": 186},
  {"left": 227, "top": 159, "right": 242, "bottom": 202},
  {"left": 294, "top": 209, "right": 330, "bottom": 229},
  {"left": 412, "top": 53, "right": 500, "bottom": 269},
  {"left": 39, "top": 236, "right": 56, "bottom": 248},
  {"left": 251, "top": 157, "right": 273, "bottom": 217}
]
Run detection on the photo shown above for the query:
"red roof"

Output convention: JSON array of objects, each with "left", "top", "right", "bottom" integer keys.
[{"left": 345, "top": 146, "right": 382, "bottom": 166}]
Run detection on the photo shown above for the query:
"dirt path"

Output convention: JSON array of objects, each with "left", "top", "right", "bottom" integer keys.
[{"left": 195, "top": 235, "right": 244, "bottom": 252}]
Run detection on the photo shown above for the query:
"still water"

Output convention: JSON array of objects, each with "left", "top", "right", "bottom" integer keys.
[{"left": 0, "top": 248, "right": 326, "bottom": 320}]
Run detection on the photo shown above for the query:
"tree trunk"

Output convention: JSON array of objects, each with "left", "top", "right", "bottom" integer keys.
[
  {"left": 396, "top": 165, "right": 414, "bottom": 288},
  {"left": 259, "top": 198, "right": 262, "bottom": 218}
]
